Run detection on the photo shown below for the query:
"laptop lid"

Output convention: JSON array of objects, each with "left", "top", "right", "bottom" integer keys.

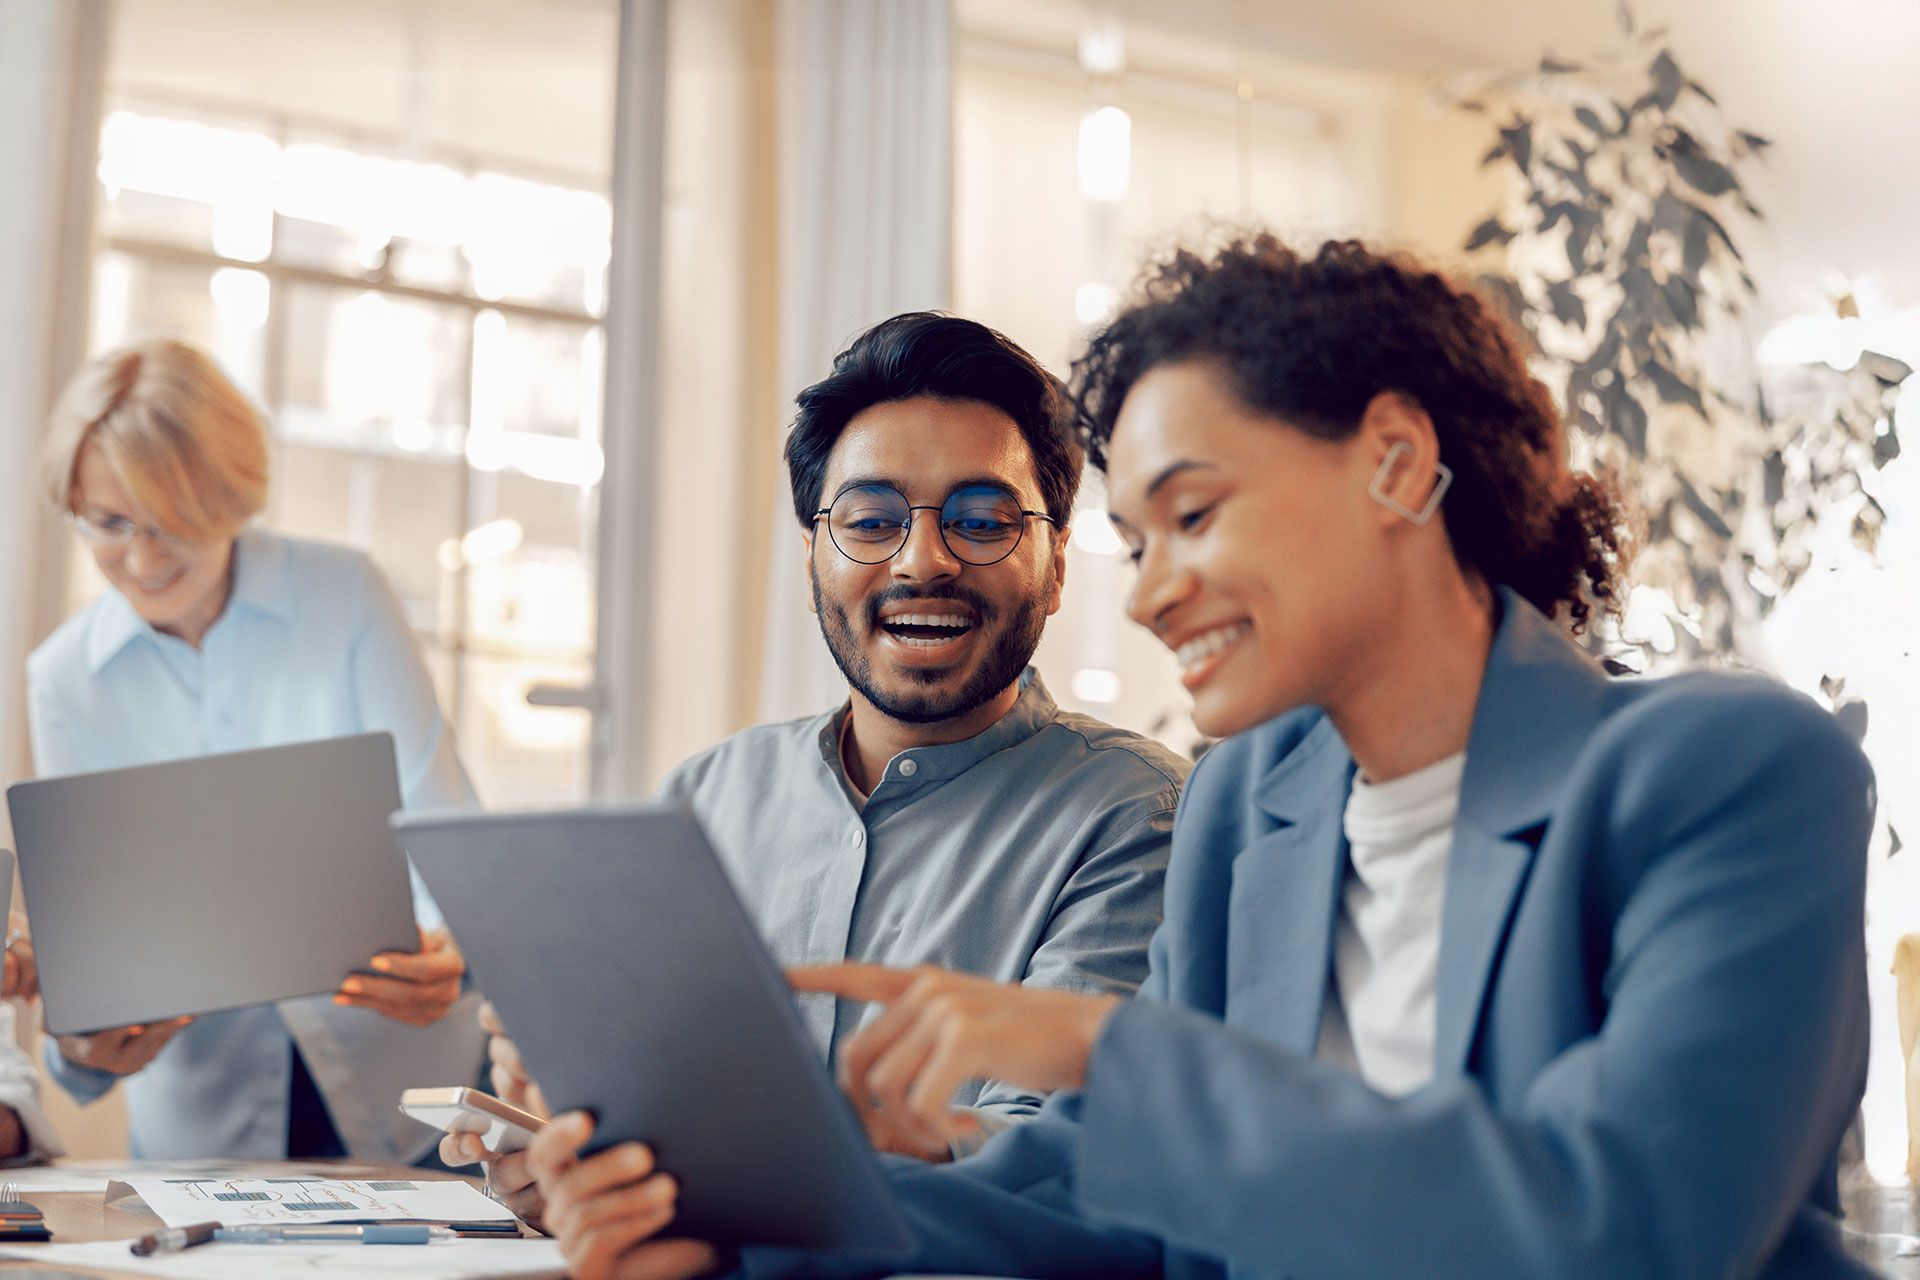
[
  {"left": 392, "top": 802, "right": 913, "bottom": 1255},
  {"left": 10, "top": 732, "right": 420, "bottom": 1036}
]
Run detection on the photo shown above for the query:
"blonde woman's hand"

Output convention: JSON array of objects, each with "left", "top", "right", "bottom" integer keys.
[
  {"left": 334, "top": 926, "right": 465, "bottom": 1027},
  {"left": 55, "top": 1016, "right": 194, "bottom": 1076},
  {"left": 787, "top": 963, "right": 1121, "bottom": 1154}
]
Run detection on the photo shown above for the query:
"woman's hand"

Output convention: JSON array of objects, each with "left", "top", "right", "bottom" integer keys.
[
  {"left": 527, "top": 1111, "right": 721, "bottom": 1280},
  {"left": 55, "top": 1016, "right": 194, "bottom": 1076},
  {"left": 3, "top": 932, "right": 36, "bottom": 1002},
  {"left": 788, "top": 963, "right": 1122, "bottom": 1153},
  {"left": 334, "top": 926, "right": 464, "bottom": 1027},
  {"left": 439, "top": 1002, "right": 550, "bottom": 1227}
]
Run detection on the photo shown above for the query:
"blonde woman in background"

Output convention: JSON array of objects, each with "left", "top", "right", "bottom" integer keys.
[{"left": 24, "top": 339, "right": 484, "bottom": 1163}]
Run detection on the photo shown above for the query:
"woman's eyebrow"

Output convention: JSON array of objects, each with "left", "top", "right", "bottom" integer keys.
[{"left": 1144, "top": 459, "right": 1217, "bottom": 500}]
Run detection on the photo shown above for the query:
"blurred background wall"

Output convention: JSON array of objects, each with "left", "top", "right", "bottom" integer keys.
[{"left": 1, "top": 0, "right": 1916, "bottom": 1174}]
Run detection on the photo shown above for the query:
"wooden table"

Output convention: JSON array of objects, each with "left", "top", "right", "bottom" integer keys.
[{"left": 0, "top": 1160, "right": 501, "bottom": 1279}]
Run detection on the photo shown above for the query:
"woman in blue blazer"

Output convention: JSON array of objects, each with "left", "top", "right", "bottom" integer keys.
[{"left": 528, "top": 237, "right": 1878, "bottom": 1280}]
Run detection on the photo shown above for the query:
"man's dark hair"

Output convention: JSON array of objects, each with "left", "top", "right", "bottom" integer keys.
[
  {"left": 1073, "top": 234, "right": 1629, "bottom": 632},
  {"left": 786, "top": 312, "right": 1082, "bottom": 529}
]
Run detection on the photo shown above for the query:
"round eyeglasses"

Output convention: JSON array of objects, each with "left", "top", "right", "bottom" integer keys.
[
  {"left": 68, "top": 512, "right": 191, "bottom": 548},
  {"left": 815, "top": 483, "right": 1055, "bottom": 567}
]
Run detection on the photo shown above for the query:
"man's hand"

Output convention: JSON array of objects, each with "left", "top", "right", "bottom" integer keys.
[
  {"left": 438, "top": 1002, "right": 551, "bottom": 1227},
  {"left": 2, "top": 933, "right": 36, "bottom": 1002},
  {"left": 479, "top": 1001, "right": 549, "bottom": 1117},
  {"left": 55, "top": 1016, "right": 194, "bottom": 1076},
  {"left": 527, "top": 1111, "right": 720, "bottom": 1280},
  {"left": 334, "top": 927, "right": 465, "bottom": 1027},
  {"left": 788, "top": 963, "right": 1121, "bottom": 1154},
  {"left": 0, "top": 1106, "right": 24, "bottom": 1161}
]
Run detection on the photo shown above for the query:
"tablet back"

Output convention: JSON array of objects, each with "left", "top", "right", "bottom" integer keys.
[
  {"left": 393, "top": 803, "right": 912, "bottom": 1255},
  {"left": 9, "top": 732, "right": 420, "bottom": 1035}
]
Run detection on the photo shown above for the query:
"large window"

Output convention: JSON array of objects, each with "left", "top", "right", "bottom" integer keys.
[{"left": 79, "top": 0, "right": 619, "bottom": 807}]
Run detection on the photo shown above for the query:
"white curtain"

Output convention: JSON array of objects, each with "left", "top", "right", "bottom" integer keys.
[
  {"left": 755, "top": 0, "right": 954, "bottom": 723},
  {"left": 0, "top": 1, "right": 106, "bottom": 786}
]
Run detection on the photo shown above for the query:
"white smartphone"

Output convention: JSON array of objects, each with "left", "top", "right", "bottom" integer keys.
[{"left": 398, "top": 1086, "right": 542, "bottom": 1155}]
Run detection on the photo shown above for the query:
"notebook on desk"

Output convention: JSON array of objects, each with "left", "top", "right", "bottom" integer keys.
[{"left": 0, "top": 1191, "right": 50, "bottom": 1243}]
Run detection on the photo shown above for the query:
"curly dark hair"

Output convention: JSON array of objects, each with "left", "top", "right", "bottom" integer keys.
[
  {"left": 787, "top": 312, "right": 1082, "bottom": 529},
  {"left": 1073, "top": 234, "right": 1628, "bottom": 631}
]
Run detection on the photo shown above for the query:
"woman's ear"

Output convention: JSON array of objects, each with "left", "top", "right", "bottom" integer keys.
[{"left": 1359, "top": 392, "right": 1448, "bottom": 525}]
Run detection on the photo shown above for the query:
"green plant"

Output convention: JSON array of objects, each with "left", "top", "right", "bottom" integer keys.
[{"left": 1450, "top": 6, "right": 1905, "bottom": 665}]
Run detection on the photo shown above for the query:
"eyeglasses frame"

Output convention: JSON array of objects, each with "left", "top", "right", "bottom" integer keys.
[
  {"left": 812, "top": 483, "right": 1057, "bottom": 567},
  {"left": 67, "top": 511, "right": 194, "bottom": 549}
]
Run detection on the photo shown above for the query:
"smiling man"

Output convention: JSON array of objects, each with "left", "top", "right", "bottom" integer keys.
[
  {"left": 452, "top": 314, "right": 1186, "bottom": 1190},
  {"left": 655, "top": 313, "right": 1187, "bottom": 1153}
]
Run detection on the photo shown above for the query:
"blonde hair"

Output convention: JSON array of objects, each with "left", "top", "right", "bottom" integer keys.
[{"left": 42, "top": 340, "right": 270, "bottom": 541}]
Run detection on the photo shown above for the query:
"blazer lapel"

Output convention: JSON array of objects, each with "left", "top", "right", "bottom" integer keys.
[
  {"left": 1432, "top": 815, "right": 1538, "bottom": 1073},
  {"left": 1433, "top": 589, "right": 1615, "bottom": 1076},
  {"left": 1229, "top": 719, "right": 1354, "bottom": 1053}
]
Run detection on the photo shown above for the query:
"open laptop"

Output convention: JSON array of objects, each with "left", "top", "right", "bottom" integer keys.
[
  {"left": 9, "top": 732, "right": 421, "bottom": 1036},
  {"left": 392, "top": 802, "right": 913, "bottom": 1255}
]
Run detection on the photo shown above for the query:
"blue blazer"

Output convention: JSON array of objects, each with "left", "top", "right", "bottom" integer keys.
[{"left": 739, "top": 590, "right": 1876, "bottom": 1280}]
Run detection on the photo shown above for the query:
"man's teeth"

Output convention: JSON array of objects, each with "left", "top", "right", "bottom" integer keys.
[
  {"left": 1175, "top": 622, "right": 1249, "bottom": 668},
  {"left": 887, "top": 614, "right": 973, "bottom": 628},
  {"left": 882, "top": 612, "right": 976, "bottom": 648}
]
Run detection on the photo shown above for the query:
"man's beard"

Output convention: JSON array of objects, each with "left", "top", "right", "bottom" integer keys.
[{"left": 813, "top": 575, "right": 1048, "bottom": 725}]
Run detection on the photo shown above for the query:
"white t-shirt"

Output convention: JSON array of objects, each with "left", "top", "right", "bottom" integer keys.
[{"left": 1314, "top": 751, "right": 1466, "bottom": 1097}]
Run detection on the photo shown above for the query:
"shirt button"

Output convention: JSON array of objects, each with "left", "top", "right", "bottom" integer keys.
[
  {"left": 849, "top": 829, "right": 864, "bottom": 848},
  {"left": 897, "top": 759, "right": 918, "bottom": 778}
]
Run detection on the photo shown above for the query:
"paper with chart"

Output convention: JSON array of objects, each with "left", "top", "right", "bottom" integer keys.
[
  {"left": 115, "top": 1175, "right": 519, "bottom": 1229},
  {"left": 0, "top": 1238, "right": 566, "bottom": 1280}
]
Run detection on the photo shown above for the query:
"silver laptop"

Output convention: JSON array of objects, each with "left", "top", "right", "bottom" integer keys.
[
  {"left": 9, "top": 732, "right": 422, "bottom": 1036},
  {"left": 393, "top": 802, "right": 913, "bottom": 1255}
]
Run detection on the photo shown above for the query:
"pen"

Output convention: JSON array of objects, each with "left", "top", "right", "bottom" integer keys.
[
  {"left": 131, "top": 1221, "right": 458, "bottom": 1254},
  {"left": 130, "top": 1221, "right": 219, "bottom": 1255}
]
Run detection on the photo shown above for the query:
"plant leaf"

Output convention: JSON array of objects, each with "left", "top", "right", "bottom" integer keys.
[
  {"left": 1762, "top": 450, "right": 1785, "bottom": 505},
  {"left": 1678, "top": 475, "right": 1735, "bottom": 538},
  {"left": 1669, "top": 132, "right": 1738, "bottom": 197},
  {"left": 1545, "top": 160, "right": 1594, "bottom": 199},
  {"left": 1501, "top": 120, "right": 1533, "bottom": 173},
  {"left": 1624, "top": 222, "right": 1654, "bottom": 268},
  {"left": 1465, "top": 218, "right": 1516, "bottom": 252},
  {"left": 1644, "top": 357, "right": 1706, "bottom": 413},
  {"left": 1875, "top": 425, "right": 1902, "bottom": 468},
  {"left": 1540, "top": 54, "right": 1583, "bottom": 74},
  {"left": 1482, "top": 143, "right": 1507, "bottom": 167},
  {"left": 1662, "top": 275, "right": 1700, "bottom": 329},
  {"left": 1651, "top": 188, "right": 1691, "bottom": 237},
  {"left": 1611, "top": 388, "right": 1650, "bottom": 453},
  {"left": 1693, "top": 206, "right": 1744, "bottom": 263},
  {"left": 1650, "top": 50, "right": 1684, "bottom": 110},
  {"left": 1575, "top": 105, "right": 1607, "bottom": 136},
  {"left": 1547, "top": 280, "right": 1588, "bottom": 329},
  {"left": 1685, "top": 77, "right": 1719, "bottom": 107},
  {"left": 1738, "top": 129, "right": 1773, "bottom": 152},
  {"left": 1566, "top": 210, "right": 1601, "bottom": 272}
]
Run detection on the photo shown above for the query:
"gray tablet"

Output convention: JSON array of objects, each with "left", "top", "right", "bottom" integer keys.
[
  {"left": 9, "top": 732, "right": 421, "bottom": 1036},
  {"left": 392, "top": 803, "right": 913, "bottom": 1255}
]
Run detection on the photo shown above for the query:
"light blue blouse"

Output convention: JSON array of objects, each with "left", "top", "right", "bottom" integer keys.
[{"left": 26, "top": 528, "right": 486, "bottom": 1162}]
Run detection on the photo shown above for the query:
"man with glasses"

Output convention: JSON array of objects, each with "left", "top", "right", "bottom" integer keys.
[{"left": 451, "top": 313, "right": 1186, "bottom": 1198}]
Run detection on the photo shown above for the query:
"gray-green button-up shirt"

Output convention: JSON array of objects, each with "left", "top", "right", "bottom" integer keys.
[{"left": 657, "top": 669, "right": 1187, "bottom": 1118}]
